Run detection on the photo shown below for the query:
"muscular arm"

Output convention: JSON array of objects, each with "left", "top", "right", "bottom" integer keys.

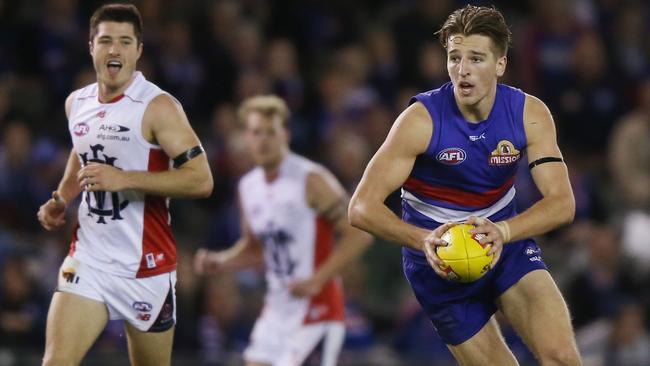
[
  {"left": 502, "top": 95, "right": 575, "bottom": 241},
  {"left": 38, "top": 93, "right": 82, "bottom": 230},
  {"left": 57, "top": 93, "right": 83, "bottom": 204},
  {"left": 348, "top": 102, "right": 433, "bottom": 250},
  {"left": 291, "top": 168, "right": 372, "bottom": 295},
  {"left": 79, "top": 94, "right": 213, "bottom": 198}
]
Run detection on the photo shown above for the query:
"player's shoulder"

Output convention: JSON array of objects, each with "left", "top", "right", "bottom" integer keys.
[
  {"left": 522, "top": 92, "right": 552, "bottom": 119},
  {"left": 65, "top": 82, "right": 98, "bottom": 117},
  {"left": 123, "top": 72, "right": 166, "bottom": 103},
  {"left": 288, "top": 153, "right": 321, "bottom": 173}
]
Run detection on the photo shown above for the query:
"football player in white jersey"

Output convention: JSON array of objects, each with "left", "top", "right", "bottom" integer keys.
[
  {"left": 194, "top": 95, "right": 372, "bottom": 366},
  {"left": 36, "top": 4, "right": 212, "bottom": 366}
]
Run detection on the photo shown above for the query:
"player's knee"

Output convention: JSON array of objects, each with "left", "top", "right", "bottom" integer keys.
[{"left": 538, "top": 343, "right": 581, "bottom": 366}]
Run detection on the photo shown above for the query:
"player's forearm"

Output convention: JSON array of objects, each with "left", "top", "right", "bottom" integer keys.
[
  {"left": 56, "top": 151, "right": 83, "bottom": 204},
  {"left": 311, "top": 227, "right": 372, "bottom": 286},
  {"left": 122, "top": 165, "right": 213, "bottom": 198},
  {"left": 214, "top": 238, "right": 264, "bottom": 272},
  {"left": 503, "top": 194, "right": 575, "bottom": 242},
  {"left": 349, "top": 199, "right": 428, "bottom": 250}
]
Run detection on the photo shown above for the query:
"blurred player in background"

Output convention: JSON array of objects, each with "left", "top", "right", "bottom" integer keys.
[
  {"left": 349, "top": 5, "right": 580, "bottom": 366},
  {"left": 195, "top": 95, "right": 372, "bottom": 366},
  {"left": 37, "top": 4, "right": 212, "bottom": 365}
]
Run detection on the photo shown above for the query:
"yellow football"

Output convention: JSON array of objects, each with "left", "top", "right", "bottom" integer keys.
[{"left": 436, "top": 224, "right": 493, "bottom": 283}]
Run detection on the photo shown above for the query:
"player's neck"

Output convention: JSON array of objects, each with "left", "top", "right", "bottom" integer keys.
[
  {"left": 97, "top": 73, "right": 136, "bottom": 103},
  {"left": 262, "top": 150, "right": 289, "bottom": 183},
  {"left": 456, "top": 85, "right": 497, "bottom": 123}
]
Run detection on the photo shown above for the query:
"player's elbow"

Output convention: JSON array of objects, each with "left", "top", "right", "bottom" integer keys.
[
  {"left": 197, "top": 174, "right": 214, "bottom": 198},
  {"left": 348, "top": 196, "right": 370, "bottom": 231},
  {"left": 192, "top": 170, "right": 213, "bottom": 198},
  {"left": 557, "top": 194, "right": 575, "bottom": 226}
]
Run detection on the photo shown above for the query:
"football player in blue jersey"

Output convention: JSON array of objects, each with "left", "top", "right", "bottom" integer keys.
[{"left": 349, "top": 5, "right": 580, "bottom": 366}]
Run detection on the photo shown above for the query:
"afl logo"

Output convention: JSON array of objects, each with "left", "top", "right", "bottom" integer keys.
[
  {"left": 437, "top": 148, "right": 466, "bottom": 165},
  {"left": 73, "top": 122, "right": 89, "bottom": 136}
]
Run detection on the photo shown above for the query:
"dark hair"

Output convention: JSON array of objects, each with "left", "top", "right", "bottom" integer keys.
[
  {"left": 436, "top": 5, "right": 511, "bottom": 57},
  {"left": 89, "top": 3, "right": 143, "bottom": 44}
]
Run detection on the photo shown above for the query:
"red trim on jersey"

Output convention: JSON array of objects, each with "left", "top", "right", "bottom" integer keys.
[
  {"left": 68, "top": 222, "right": 80, "bottom": 256},
  {"left": 99, "top": 94, "right": 125, "bottom": 104},
  {"left": 137, "top": 149, "right": 177, "bottom": 278},
  {"left": 304, "top": 217, "right": 345, "bottom": 324},
  {"left": 403, "top": 176, "right": 514, "bottom": 208}
]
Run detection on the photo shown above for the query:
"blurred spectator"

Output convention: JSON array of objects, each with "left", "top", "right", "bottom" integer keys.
[
  {"left": 365, "top": 27, "right": 400, "bottom": 104},
  {"left": 158, "top": 21, "right": 205, "bottom": 114},
  {"left": 556, "top": 31, "right": 624, "bottom": 156},
  {"left": 0, "top": 254, "right": 45, "bottom": 350},
  {"left": 578, "top": 299, "right": 650, "bottom": 366},
  {"left": 608, "top": 77, "right": 650, "bottom": 269},
  {"left": 266, "top": 38, "right": 305, "bottom": 112},
  {"left": 0, "top": 121, "right": 39, "bottom": 230},
  {"left": 565, "top": 222, "right": 643, "bottom": 329},
  {"left": 516, "top": 0, "right": 583, "bottom": 104}
]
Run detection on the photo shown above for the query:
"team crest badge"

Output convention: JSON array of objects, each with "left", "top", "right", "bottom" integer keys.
[{"left": 489, "top": 140, "right": 520, "bottom": 165}]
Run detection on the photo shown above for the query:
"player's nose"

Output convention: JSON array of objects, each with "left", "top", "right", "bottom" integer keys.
[
  {"left": 458, "top": 59, "right": 470, "bottom": 76},
  {"left": 108, "top": 43, "right": 120, "bottom": 56}
]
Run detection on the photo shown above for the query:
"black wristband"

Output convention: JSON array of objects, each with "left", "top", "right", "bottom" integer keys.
[
  {"left": 528, "top": 156, "right": 564, "bottom": 170},
  {"left": 173, "top": 145, "right": 205, "bottom": 168}
]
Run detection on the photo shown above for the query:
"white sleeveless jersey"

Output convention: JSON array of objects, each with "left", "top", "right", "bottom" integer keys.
[
  {"left": 67, "top": 72, "right": 177, "bottom": 278},
  {"left": 239, "top": 153, "right": 344, "bottom": 324}
]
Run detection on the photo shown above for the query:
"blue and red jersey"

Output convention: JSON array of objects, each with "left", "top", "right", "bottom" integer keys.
[{"left": 402, "top": 82, "right": 527, "bottom": 259}]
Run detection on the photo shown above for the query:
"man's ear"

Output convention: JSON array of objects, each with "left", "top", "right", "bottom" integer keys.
[
  {"left": 137, "top": 42, "right": 143, "bottom": 61},
  {"left": 89, "top": 41, "right": 93, "bottom": 56},
  {"left": 496, "top": 56, "right": 507, "bottom": 77}
]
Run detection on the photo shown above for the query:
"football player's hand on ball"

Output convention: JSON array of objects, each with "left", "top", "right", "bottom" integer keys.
[
  {"left": 467, "top": 216, "right": 506, "bottom": 269},
  {"left": 422, "top": 222, "right": 457, "bottom": 279}
]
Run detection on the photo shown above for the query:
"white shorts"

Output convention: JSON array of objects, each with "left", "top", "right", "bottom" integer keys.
[
  {"left": 244, "top": 308, "right": 345, "bottom": 366},
  {"left": 56, "top": 256, "right": 176, "bottom": 332}
]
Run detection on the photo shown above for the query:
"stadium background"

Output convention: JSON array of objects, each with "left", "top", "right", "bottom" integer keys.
[{"left": 1, "top": 0, "right": 650, "bottom": 365}]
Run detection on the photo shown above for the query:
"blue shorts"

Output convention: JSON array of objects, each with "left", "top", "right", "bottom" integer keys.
[{"left": 402, "top": 239, "right": 547, "bottom": 345}]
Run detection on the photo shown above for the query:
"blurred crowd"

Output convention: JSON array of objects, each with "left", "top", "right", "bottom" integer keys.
[{"left": 1, "top": 0, "right": 650, "bottom": 365}]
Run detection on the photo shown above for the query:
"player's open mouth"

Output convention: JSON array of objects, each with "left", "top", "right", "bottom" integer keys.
[
  {"left": 459, "top": 81, "right": 474, "bottom": 94},
  {"left": 106, "top": 60, "right": 123, "bottom": 76}
]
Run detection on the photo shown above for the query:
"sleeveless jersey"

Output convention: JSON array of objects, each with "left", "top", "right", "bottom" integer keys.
[
  {"left": 239, "top": 153, "right": 345, "bottom": 324},
  {"left": 67, "top": 71, "right": 177, "bottom": 278},
  {"left": 403, "top": 82, "right": 527, "bottom": 259}
]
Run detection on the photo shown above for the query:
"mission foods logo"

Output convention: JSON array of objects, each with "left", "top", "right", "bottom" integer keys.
[
  {"left": 437, "top": 147, "right": 466, "bottom": 165},
  {"left": 489, "top": 140, "right": 520, "bottom": 166}
]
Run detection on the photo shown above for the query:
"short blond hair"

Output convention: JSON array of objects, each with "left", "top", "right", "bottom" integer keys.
[{"left": 238, "top": 95, "right": 290, "bottom": 128}]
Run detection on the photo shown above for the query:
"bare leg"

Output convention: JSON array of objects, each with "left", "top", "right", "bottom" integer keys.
[
  {"left": 42, "top": 292, "right": 109, "bottom": 366},
  {"left": 124, "top": 322, "right": 175, "bottom": 366},
  {"left": 498, "top": 270, "right": 581, "bottom": 366},
  {"left": 447, "top": 316, "right": 519, "bottom": 366}
]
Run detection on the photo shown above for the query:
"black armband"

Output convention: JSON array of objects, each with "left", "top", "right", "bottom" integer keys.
[
  {"left": 173, "top": 145, "right": 205, "bottom": 168},
  {"left": 528, "top": 157, "right": 564, "bottom": 170}
]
